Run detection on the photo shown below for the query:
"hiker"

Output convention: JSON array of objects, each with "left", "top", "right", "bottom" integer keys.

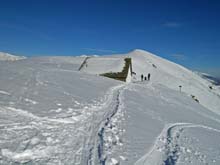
[
  {"left": 144, "top": 76, "right": 147, "bottom": 81},
  {"left": 147, "top": 73, "right": 151, "bottom": 81},
  {"left": 141, "top": 74, "right": 144, "bottom": 81}
]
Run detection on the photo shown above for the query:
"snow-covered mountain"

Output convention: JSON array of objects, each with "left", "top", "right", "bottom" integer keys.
[
  {"left": 0, "top": 49, "right": 220, "bottom": 165},
  {"left": 195, "top": 72, "right": 220, "bottom": 85},
  {"left": 0, "top": 52, "right": 26, "bottom": 61},
  {"left": 82, "top": 49, "right": 220, "bottom": 115},
  {"left": 129, "top": 49, "right": 220, "bottom": 114}
]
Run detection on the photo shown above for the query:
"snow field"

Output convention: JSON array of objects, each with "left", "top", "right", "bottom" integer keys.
[
  {"left": 80, "top": 56, "right": 125, "bottom": 75},
  {"left": 0, "top": 50, "right": 220, "bottom": 165},
  {"left": 0, "top": 56, "right": 122, "bottom": 164},
  {"left": 115, "top": 83, "right": 220, "bottom": 165},
  {"left": 129, "top": 49, "right": 220, "bottom": 115}
]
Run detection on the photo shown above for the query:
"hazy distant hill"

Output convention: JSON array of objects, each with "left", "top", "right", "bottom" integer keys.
[{"left": 0, "top": 52, "right": 26, "bottom": 61}]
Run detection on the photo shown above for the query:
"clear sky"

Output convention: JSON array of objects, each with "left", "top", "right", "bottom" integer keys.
[{"left": 0, "top": 0, "right": 220, "bottom": 77}]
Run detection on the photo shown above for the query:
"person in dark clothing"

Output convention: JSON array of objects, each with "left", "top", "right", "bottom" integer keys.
[
  {"left": 141, "top": 74, "right": 144, "bottom": 81},
  {"left": 148, "top": 73, "right": 151, "bottom": 81},
  {"left": 144, "top": 77, "right": 147, "bottom": 81}
]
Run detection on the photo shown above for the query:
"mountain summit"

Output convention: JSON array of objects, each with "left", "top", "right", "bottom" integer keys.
[{"left": 79, "top": 49, "right": 220, "bottom": 114}]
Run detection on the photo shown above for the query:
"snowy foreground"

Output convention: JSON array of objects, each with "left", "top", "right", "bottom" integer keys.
[{"left": 0, "top": 50, "right": 220, "bottom": 165}]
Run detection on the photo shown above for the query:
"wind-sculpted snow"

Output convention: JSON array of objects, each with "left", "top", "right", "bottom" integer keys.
[
  {"left": 0, "top": 57, "right": 122, "bottom": 164},
  {"left": 135, "top": 123, "right": 220, "bottom": 165},
  {"left": 0, "top": 57, "right": 119, "bottom": 117},
  {"left": 109, "top": 82, "right": 220, "bottom": 165}
]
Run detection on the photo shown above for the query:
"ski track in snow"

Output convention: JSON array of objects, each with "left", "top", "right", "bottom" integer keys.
[
  {"left": 0, "top": 75, "right": 124, "bottom": 165},
  {"left": 136, "top": 122, "right": 220, "bottom": 165},
  {"left": 97, "top": 86, "right": 123, "bottom": 165},
  {"left": 79, "top": 84, "right": 126, "bottom": 165},
  {"left": 1, "top": 77, "right": 219, "bottom": 165}
]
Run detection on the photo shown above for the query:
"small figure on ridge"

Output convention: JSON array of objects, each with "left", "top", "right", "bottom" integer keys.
[{"left": 147, "top": 73, "right": 151, "bottom": 81}]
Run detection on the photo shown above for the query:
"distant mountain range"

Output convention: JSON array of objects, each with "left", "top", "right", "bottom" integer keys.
[
  {"left": 201, "top": 74, "right": 220, "bottom": 85},
  {"left": 195, "top": 72, "right": 220, "bottom": 85},
  {"left": 0, "top": 52, "right": 26, "bottom": 61}
]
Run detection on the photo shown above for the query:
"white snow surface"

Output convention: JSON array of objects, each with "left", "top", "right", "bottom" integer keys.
[
  {"left": 80, "top": 56, "right": 125, "bottom": 74},
  {"left": 0, "top": 52, "right": 26, "bottom": 61},
  {"left": 0, "top": 50, "right": 220, "bottom": 165},
  {"left": 128, "top": 49, "right": 220, "bottom": 115}
]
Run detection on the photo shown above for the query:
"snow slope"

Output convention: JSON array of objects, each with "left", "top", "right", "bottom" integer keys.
[
  {"left": 128, "top": 49, "right": 220, "bottom": 115},
  {"left": 0, "top": 50, "right": 220, "bottom": 165},
  {"left": 0, "top": 52, "right": 26, "bottom": 61},
  {"left": 107, "top": 82, "right": 220, "bottom": 165},
  {"left": 0, "top": 57, "right": 122, "bottom": 164},
  {"left": 195, "top": 72, "right": 220, "bottom": 85},
  {"left": 80, "top": 56, "right": 125, "bottom": 74}
]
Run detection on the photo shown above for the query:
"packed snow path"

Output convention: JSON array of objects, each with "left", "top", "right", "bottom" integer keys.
[
  {"left": 135, "top": 123, "right": 220, "bottom": 165},
  {"left": 82, "top": 81, "right": 220, "bottom": 165},
  {"left": 79, "top": 84, "right": 125, "bottom": 165},
  {"left": 80, "top": 81, "right": 220, "bottom": 165},
  {"left": 96, "top": 85, "right": 124, "bottom": 165}
]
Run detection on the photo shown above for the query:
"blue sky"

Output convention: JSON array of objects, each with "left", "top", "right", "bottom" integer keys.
[{"left": 0, "top": 0, "right": 220, "bottom": 77}]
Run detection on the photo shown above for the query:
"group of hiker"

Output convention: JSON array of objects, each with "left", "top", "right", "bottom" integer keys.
[{"left": 141, "top": 73, "right": 151, "bottom": 81}]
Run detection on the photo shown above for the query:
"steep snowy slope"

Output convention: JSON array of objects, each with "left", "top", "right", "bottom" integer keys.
[
  {"left": 0, "top": 52, "right": 26, "bottom": 61},
  {"left": 128, "top": 49, "right": 220, "bottom": 115}
]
